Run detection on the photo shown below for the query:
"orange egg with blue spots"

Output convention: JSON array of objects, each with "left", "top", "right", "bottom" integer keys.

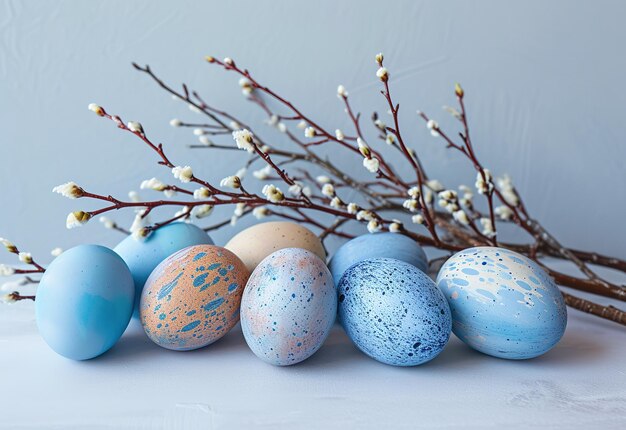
[{"left": 140, "top": 245, "right": 249, "bottom": 351}]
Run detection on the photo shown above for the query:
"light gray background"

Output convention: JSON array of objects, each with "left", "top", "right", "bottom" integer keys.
[{"left": 1, "top": 0, "right": 625, "bottom": 261}]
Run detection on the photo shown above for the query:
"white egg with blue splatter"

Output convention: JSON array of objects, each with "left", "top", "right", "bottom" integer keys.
[
  {"left": 338, "top": 258, "right": 452, "bottom": 366},
  {"left": 241, "top": 248, "right": 337, "bottom": 366},
  {"left": 436, "top": 246, "right": 567, "bottom": 359}
]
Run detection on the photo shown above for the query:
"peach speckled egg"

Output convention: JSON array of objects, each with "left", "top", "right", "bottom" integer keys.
[
  {"left": 225, "top": 221, "right": 326, "bottom": 272},
  {"left": 140, "top": 245, "right": 249, "bottom": 351}
]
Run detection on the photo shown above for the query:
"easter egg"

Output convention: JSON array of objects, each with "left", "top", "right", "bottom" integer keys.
[
  {"left": 329, "top": 232, "right": 428, "bottom": 284},
  {"left": 436, "top": 246, "right": 567, "bottom": 359},
  {"left": 140, "top": 245, "right": 249, "bottom": 351},
  {"left": 241, "top": 248, "right": 336, "bottom": 366},
  {"left": 114, "top": 222, "right": 213, "bottom": 316},
  {"left": 35, "top": 245, "right": 134, "bottom": 360},
  {"left": 225, "top": 221, "right": 325, "bottom": 272},
  {"left": 338, "top": 258, "right": 451, "bottom": 366}
]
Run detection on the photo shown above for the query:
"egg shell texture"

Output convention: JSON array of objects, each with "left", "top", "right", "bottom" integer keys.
[
  {"left": 436, "top": 246, "right": 567, "bottom": 359},
  {"left": 140, "top": 245, "right": 249, "bottom": 351},
  {"left": 241, "top": 248, "right": 337, "bottom": 366},
  {"left": 225, "top": 221, "right": 326, "bottom": 273},
  {"left": 338, "top": 258, "right": 451, "bottom": 366},
  {"left": 329, "top": 232, "right": 428, "bottom": 284},
  {"left": 114, "top": 223, "right": 214, "bottom": 317},
  {"left": 35, "top": 245, "right": 135, "bottom": 360}
]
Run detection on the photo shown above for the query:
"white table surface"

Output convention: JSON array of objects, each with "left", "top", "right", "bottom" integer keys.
[{"left": 1, "top": 262, "right": 625, "bottom": 429}]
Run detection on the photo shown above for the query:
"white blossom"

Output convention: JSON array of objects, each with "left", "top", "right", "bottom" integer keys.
[
  {"left": 172, "top": 166, "right": 193, "bottom": 183},
  {"left": 253, "top": 165, "right": 272, "bottom": 180},
  {"left": 239, "top": 77, "right": 253, "bottom": 95},
  {"left": 304, "top": 127, "right": 316, "bottom": 138},
  {"left": 230, "top": 215, "right": 238, "bottom": 226},
  {"left": 495, "top": 205, "right": 514, "bottom": 221},
  {"left": 132, "top": 227, "right": 151, "bottom": 241},
  {"left": 253, "top": 207, "right": 270, "bottom": 219},
  {"left": 128, "top": 191, "right": 141, "bottom": 202},
  {"left": 321, "top": 183, "right": 335, "bottom": 197},
  {"left": 376, "top": 67, "right": 389, "bottom": 82},
  {"left": 347, "top": 203, "right": 359, "bottom": 214},
  {"left": 385, "top": 134, "right": 395, "bottom": 145},
  {"left": 193, "top": 128, "right": 205, "bottom": 136},
  {"left": 277, "top": 122, "right": 287, "bottom": 133},
  {"left": 288, "top": 183, "right": 303, "bottom": 196},
  {"left": 374, "top": 119, "right": 386, "bottom": 130},
  {"left": 297, "top": 120, "right": 307, "bottom": 129},
  {"left": 0, "top": 238, "right": 16, "bottom": 253},
  {"left": 453, "top": 210, "right": 470, "bottom": 226},
  {"left": 1, "top": 277, "right": 28, "bottom": 291},
  {"left": 198, "top": 135, "right": 213, "bottom": 146},
  {"left": 439, "top": 189, "right": 457, "bottom": 200},
  {"left": 88, "top": 103, "right": 105, "bottom": 116},
  {"left": 389, "top": 221, "right": 402, "bottom": 233},
  {"left": 262, "top": 184, "right": 284, "bottom": 203},
  {"left": 66, "top": 211, "right": 91, "bottom": 229},
  {"left": 163, "top": 189, "right": 176, "bottom": 198},
  {"left": 0, "top": 265, "right": 15, "bottom": 277},
  {"left": 426, "top": 179, "right": 445, "bottom": 192},
  {"left": 337, "top": 85, "right": 348, "bottom": 98},
  {"left": 127, "top": 121, "right": 144, "bottom": 134},
  {"left": 367, "top": 219, "right": 382, "bottom": 233},
  {"left": 130, "top": 210, "right": 148, "bottom": 234},
  {"left": 223, "top": 57, "right": 234, "bottom": 66},
  {"left": 140, "top": 177, "right": 166, "bottom": 192},
  {"left": 220, "top": 175, "right": 241, "bottom": 189},
  {"left": 480, "top": 217, "right": 496, "bottom": 237},
  {"left": 356, "top": 210, "right": 374, "bottom": 221},
  {"left": 375, "top": 53, "right": 384, "bottom": 65},
  {"left": 443, "top": 105, "right": 462, "bottom": 120},
  {"left": 459, "top": 185, "right": 473, "bottom": 199},
  {"left": 18, "top": 252, "right": 32, "bottom": 264},
  {"left": 173, "top": 207, "right": 190, "bottom": 221},
  {"left": 475, "top": 169, "right": 494, "bottom": 195},
  {"left": 99, "top": 216, "right": 115, "bottom": 229},
  {"left": 192, "top": 204, "right": 214, "bottom": 219},
  {"left": 189, "top": 104, "right": 202, "bottom": 113},
  {"left": 52, "top": 182, "right": 84, "bottom": 199},
  {"left": 403, "top": 198, "right": 419, "bottom": 212},
  {"left": 407, "top": 187, "right": 421, "bottom": 198},
  {"left": 426, "top": 119, "right": 439, "bottom": 137},
  {"left": 229, "top": 120, "right": 241, "bottom": 130},
  {"left": 412, "top": 214, "right": 425, "bottom": 225},
  {"left": 357, "top": 137, "right": 369, "bottom": 155},
  {"left": 232, "top": 129, "right": 255, "bottom": 152},
  {"left": 497, "top": 174, "right": 519, "bottom": 206},
  {"left": 329, "top": 196, "right": 343, "bottom": 209},
  {"left": 335, "top": 129, "right": 345, "bottom": 141},
  {"left": 425, "top": 190, "right": 433, "bottom": 204},
  {"left": 363, "top": 157, "right": 380, "bottom": 173},
  {"left": 301, "top": 186, "right": 312, "bottom": 197},
  {"left": 234, "top": 202, "right": 246, "bottom": 217},
  {"left": 316, "top": 175, "right": 331, "bottom": 184},
  {"left": 169, "top": 118, "right": 182, "bottom": 127},
  {"left": 50, "top": 248, "right": 63, "bottom": 257},
  {"left": 193, "top": 187, "right": 210, "bottom": 200},
  {"left": 1, "top": 293, "right": 16, "bottom": 303}
]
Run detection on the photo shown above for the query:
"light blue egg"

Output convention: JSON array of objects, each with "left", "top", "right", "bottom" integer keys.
[
  {"left": 338, "top": 258, "right": 451, "bottom": 366},
  {"left": 35, "top": 245, "right": 134, "bottom": 360},
  {"left": 329, "top": 233, "right": 428, "bottom": 285},
  {"left": 114, "top": 222, "right": 213, "bottom": 317},
  {"left": 241, "top": 248, "right": 337, "bottom": 366},
  {"left": 436, "top": 246, "right": 567, "bottom": 359}
]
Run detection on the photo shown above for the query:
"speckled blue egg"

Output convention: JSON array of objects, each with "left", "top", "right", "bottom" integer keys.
[
  {"left": 35, "top": 245, "right": 135, "bottom": 360},
  {"left": 114, "top": 222, "right": 213, "bottom": 317},
  {"left": 329, "top": 233, "right": 428, "bottom": 285},
  {"left": 241, "top": 248, "right": 337, "bottom": 366},
  {"left": 436, "top": 246, "right": 567, "bottom": 359},
  {"left": 338, "top": 258, "right": 451, "bottom": 366}
]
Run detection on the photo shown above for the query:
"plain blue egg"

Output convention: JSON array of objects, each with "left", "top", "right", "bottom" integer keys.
[
  {"left": 329, "top": 233, "right": 428, "bottom": 285},
  {"left": 35, "top": 245, "right": 134, "bottom": 360},
  {"left": 338, "top": 258, "right": 451, "bottom": 366},
  {"left": 436, "top": 246, "right": 568, "bottom": 359},
  {"left": 114, "top": 222, "right": 213, "bottom": 316}
]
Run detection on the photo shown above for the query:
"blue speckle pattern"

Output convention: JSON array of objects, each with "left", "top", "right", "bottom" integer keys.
[
  {"left": 328, "top": 233, "right": 428, "bottom": 285},
  {"left": 35, "top": 245, "right": 135, "bottom": 360},
  {"left": 338, "top": 258, "right": 451, "bottom": 366},
  {"left": 240, "top": 248, "right": 337, "bottom": 366},
  {"left": 113, "top": 223, "right": 213, "bottom": 318},
  {"left": 436, "top": 246, "right": 568, "bottom": 359}
]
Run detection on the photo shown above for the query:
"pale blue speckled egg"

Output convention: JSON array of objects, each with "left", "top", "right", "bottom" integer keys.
[
  {"left": 338, "top": 258, "right": 451, "bottom": 366},
  {"left": 35, "top": 245, "right": 135, "bottom": 360},
  {"left": 114, "top": 223, "right": 213, "bottom": 317},
  {"left": 329, "top": 233, "right": 428, "bottom": 285},
  {"left": 241, "top": 248, "right": 337, "bottom": 366},
  {"left": 436, "top": 246, "right": 567, "bottom": 359}
]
